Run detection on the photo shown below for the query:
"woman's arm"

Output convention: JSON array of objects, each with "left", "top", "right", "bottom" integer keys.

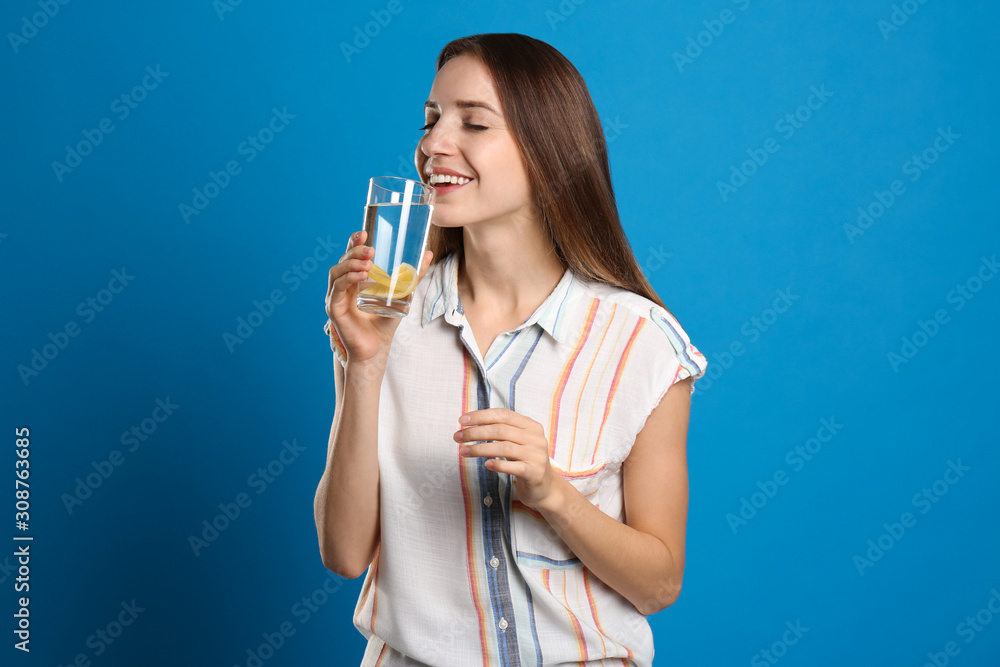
[
  {"left": 457, "top": 376, "right": 693, "bottom": 614},
  {"left": 535, "top": 377, "right": 692, "bottom": 614},
  {"left": 313, "top": 354, "right": 385, "bottom": 579}
]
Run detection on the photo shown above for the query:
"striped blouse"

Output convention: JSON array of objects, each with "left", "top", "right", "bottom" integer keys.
[{"left": 326, "top": 250, "right": 707, "bottom": 666}]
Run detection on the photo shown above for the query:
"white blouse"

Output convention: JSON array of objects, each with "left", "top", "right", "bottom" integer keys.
[{"left": 325, "top": 250, "right": 707, "bottom": 666}]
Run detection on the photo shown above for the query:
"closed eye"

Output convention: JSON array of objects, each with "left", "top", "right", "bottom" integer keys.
[{"left": 418, "top": 122, "right": 489, "bottom": 132}]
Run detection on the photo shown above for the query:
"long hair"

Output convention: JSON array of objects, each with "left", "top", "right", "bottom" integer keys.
[{"left": 418, "top": 33, "right": 668, "bottom": 310}]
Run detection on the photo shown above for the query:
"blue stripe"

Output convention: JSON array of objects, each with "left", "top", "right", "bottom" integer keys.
[
  {"left": 515, "top": 551, "right": 583, "bottom": 568},
  {"left": 487, "top": 330, "right": 521, "bottom": 371},
  {"left": 475, "top": 370, "right": 520, "bottom": 666},
  {"left": 652, "top": 308, "right": 700, "bottom": 374},
  {"left": 549, "top": 272, "right": 575, "bottom": 337},
  {"left": 428, "top": 289, "right": 444, "bottom": 320},
  {"left": 508, "top": 329, "right": 544, "bottom": 410},
  {"left": 507, "top": 329, "right": 545, "bottom": 665}
]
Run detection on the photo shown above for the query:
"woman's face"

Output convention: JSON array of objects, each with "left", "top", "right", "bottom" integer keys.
[{"left": 416, "top": 54, "right": 535, "bottom": 228}]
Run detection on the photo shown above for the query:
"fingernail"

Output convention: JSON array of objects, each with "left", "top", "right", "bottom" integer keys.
[
  {"left": 459, "top": 415, "right": 470, "bottom": 424},
  {"left": 454, "top": 431, "right": 463, "bottom": 442}
]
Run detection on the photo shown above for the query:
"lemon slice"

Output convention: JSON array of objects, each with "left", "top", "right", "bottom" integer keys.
[{"left": 365, "top": 262, "right": 418, "bottom": 299}]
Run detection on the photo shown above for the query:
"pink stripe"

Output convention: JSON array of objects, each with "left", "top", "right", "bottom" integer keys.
[
  {"left": 549, "top": 299, "right": 600, "bottom": 459},
  {"left": 458, "top": 355, "right": 491, "bottom": 667},
  {"left": 568, "top": 303, "right": 617, "bottom": 467},
  {"left": 373, "top": 641, "right": 388, "bottom": 666}
]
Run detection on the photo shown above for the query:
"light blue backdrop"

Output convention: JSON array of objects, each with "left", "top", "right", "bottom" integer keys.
[{"left": 2, "top": 1, "right": 998, "bottom": 665}]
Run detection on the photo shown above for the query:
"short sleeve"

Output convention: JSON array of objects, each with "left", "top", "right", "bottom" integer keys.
[
  {"left": 648, "top": 305, "right": 708, "bottom": 396},
  {"left": 323, "top": 319, "right": 348, "bottom": 367}
]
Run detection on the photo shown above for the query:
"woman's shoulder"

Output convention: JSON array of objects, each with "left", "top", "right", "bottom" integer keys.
[{"left": 569, "top": 274, "right": 707, "bottom": 378}]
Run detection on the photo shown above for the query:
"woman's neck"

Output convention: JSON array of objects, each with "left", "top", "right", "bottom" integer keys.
[{"left": 456, "top": 212, "right": 566, "bottom": 316}]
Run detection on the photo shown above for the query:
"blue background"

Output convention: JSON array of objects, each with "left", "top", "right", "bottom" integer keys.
[{"left": 2, "top": 0, "right": 998, "bottom": 665}]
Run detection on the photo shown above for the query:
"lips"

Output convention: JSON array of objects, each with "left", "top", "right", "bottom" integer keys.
[{"left": 425, "top": 167, "right": 474, "bottom": 193}]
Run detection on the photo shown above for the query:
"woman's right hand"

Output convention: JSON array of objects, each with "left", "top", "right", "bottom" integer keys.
[{"left": 325, "top": 229, "right": 433, "bottom": 369}]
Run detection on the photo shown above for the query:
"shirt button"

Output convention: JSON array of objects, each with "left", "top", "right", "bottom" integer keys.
[
  {"left": 483, "top": 496, "right": 493, "bottom": 507},
  {"left": 489, "top": 557, "right": 499, "bottom": 569},
  {"left": 498, "top": 618, "right": 508, "bottom": 631}
]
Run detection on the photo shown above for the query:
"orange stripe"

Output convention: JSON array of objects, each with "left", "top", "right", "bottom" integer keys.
[
  {"left": 352, "top": 559, "right": 374, "bottom": 630},
  {"left": 587, "top": 313, "right": 628, "bottom": 464},
  {"left": 568, "top": 301, "right": 617, "bottom": 467},
  {"left": 562, "top": 570, "right": 589, "bottom": 661},
  {"left": 458, "top": 354, "right": 491, "bottom": 667},
  {"left": 593, "top": 317, "right": 646, "bottom": 462},
  {"left": 329, "top": 322, "right": 348, "bottom": 360},
  {"left": 582, "top": 569, "right": 609, "bottom": 655},
  {"left": 548, "top": 299, "right": 600, "bottom": 459},
  {"left": 585, "top": 569, "right": 636, "bottom": 661},
  {"left": 368, "top": 543, "right": 381, "bottom": 632}
]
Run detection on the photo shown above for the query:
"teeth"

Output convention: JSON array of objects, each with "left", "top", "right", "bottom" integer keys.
[{"left": 429, "top": 174, "right": 471, "bottom": 185}]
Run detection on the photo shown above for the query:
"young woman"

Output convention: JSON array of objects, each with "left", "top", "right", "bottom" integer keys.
[{"left": 316, "top": 33, "right": 707, "bottom": 667}]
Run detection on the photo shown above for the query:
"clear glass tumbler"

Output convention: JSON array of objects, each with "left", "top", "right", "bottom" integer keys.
[{"left": 356, "top": 176, "right": 436, "bottom": 318}]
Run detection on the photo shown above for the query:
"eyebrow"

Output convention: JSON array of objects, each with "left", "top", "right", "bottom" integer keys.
[{"left": 424, "top": 99, "right": 501, "bottom": 116}]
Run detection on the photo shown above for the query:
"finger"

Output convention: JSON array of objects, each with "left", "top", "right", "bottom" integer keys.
[
  {"left": 459, "top": 408, "right": 532, "bottom": 429},
  {"left": 328, "top": 257, "right": 373, "bottom": 301},
  {"left": 460, "top": 440, "right": 521, "bottom": 461},
  {"left": 340, "top": 234, "right": 372, "bottom": 263},
  {"left": 484, "top": 458, "right": 528, "bottom": 476},
  {"left": 455, "top": 423, "right": 520, "bottom": 445}
]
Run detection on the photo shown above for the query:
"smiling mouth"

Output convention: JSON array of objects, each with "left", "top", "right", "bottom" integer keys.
[{"left": 428, "top": 173, "right": 473, "bottom": 186}]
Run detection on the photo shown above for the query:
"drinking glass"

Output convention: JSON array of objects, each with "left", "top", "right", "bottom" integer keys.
[{"left": 356, "top": 176, "right": 436, "bottom": 317}]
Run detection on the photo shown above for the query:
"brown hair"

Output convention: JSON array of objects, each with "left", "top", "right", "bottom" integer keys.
[{"left": 417, "top": 33, "right": 668, "bottom": 310}]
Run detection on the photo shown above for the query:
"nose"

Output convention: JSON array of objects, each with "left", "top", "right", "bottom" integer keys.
[{"left": 419, "top": 119, "right": 457, "bottom": 159}]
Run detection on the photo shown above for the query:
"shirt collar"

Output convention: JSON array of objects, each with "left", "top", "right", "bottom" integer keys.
[{"left": 422, "top": 251, "right": 579, "bottom": 345}]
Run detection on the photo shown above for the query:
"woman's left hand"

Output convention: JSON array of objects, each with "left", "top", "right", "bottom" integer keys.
[{"left": 455, "top": 408, "right": 565, "bottom": 511}]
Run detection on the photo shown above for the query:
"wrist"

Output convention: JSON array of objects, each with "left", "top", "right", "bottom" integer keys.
[
  {"left": 344, "top": 358, "right": 387, "bottom": 388},
  {"left": 535, "top": 474, "right": 574, "bottom": 518}
]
